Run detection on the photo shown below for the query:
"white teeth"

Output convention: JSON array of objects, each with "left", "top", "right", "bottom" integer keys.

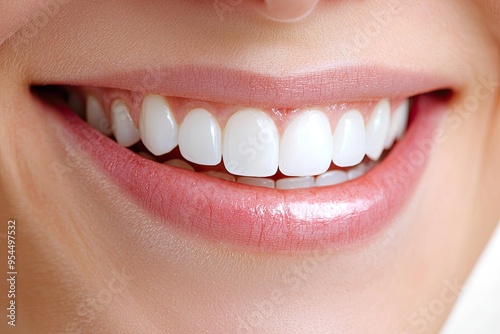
[
  {"left": 111, "top": 100, "right": 140, "bottom": 147},
  {"left": 331, "top": 110, "right": 366, "bottom": 167},
  {"left": 395, "top": 100, "right": 410, "bottom": 139},
  {"left": 223, "top": 109, "right": 279, "bottom": 177},
  {"left": 237, "top": 177, "right": 275, "bottom": 189},
  {"left": 140, "top": 95, "right": 179, "bottom": 156},
  {"left": 201, "top": 171, "right": 236, "bottom": 182},
  {"left": 315, "top": 170, "right": 348, "bottom": 187},
  {"left": 365, "top": 99, "right": 391, "bottom": 161},
  {"left": 276, "top": 176, "right": 315, "bottom": 190},
  {"left": 179, "top": 108, "right": 222, "bottom": 166},
  {"left": 385, "top": 99, "right": 410, "bottom": 149},
  {"left": 86, "top": 96, "right": 112, "bottom": 136},
  {"left": 164, "top": 159, "right": 195, "bottom": 171},
  {"left": 82, "top": 90, "right": 410, "bottom": 188},
  {"left": 347, "top": 163, "right": 367, "bottom": 180},
  {"left": 279, "top": 110, "right": 332, "bottom": 177}
]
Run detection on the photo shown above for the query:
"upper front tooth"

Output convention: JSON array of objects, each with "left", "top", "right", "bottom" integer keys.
[
  {"left": 140, "top": 95, "right": 179, "bottom": 156},
  {"left": 86, "top": 96, "right": 112, "bottom": 136},
  {"left": 385, "top": 99, "right": 410, "bottom": 149},
  {"left": 223, "top": 108, "right": 279, "bottom": 177},
  {"left": 365, "top": 99, "right": 391, "bottom": 161},
  {"left": 111, "top": 100, "right": 140, "bottom": 147},
  {"left": 279, "top": 110, "right": 333, "bottom": 177},
  {"left": 179, "top": 108, "right": 222, "bottom": 166},
  {"left": 332, "top": 110, "right": 366, "bottom": 167}
]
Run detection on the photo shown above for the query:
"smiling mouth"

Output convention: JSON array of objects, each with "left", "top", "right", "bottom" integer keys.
[
  {"left": 32, "top": 66, "right": 453, "bottom": 252},
  {"left": 53, "top": 87, "right": 411, "bottom": 189}
]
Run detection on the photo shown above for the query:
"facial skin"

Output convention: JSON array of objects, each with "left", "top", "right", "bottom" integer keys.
[{"left": 0, "top": 1, "right": 499, "bottom": 333}]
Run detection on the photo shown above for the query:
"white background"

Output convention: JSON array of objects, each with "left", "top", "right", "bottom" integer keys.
[{"left": 440, "top": 221, "right": 500, "bottom": 333}]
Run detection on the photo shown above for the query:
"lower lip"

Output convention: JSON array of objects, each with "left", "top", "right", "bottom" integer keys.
[{"left": 47, "top": 94, "right": 445, "bottom": 252}]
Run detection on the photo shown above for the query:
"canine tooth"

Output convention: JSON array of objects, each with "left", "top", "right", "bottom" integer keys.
[
  {"left": 86, "top": 96, "right": 112, "bottom": 136},
  {"left": 111, "top": 100, "right": 140, "bottom": 147},
  {"left": 140, "top": 95, "right": 178, "bottom": 156},
  {"left": 223, "top": 109, "right": 279, "bottom": 177},
  {"left": 237, "top": 177, "right": 275, "bottom": 189},
  {"left": 68, "top": 92, "right": 84, "bottom": 119},
  {"left": 315, "top": 170, "right": 348, "bottom": 187},
  {"left": 179, "top": 108, "right": 222, "bottom": 166},
  {"left": 332, "top": 110, "right": 366, "bottom": 167},
  {"left": 202, "top": 171, "right": 236, "bottom": 182},
  {"left": 347, "top": 164, "right": 367, "bottom": 180},
  {"left": 164, "top": 159, "right": 195, "bottom": 171},
  {"left": 279, "top": 110, "right": 332, "bottom": 176},
  {"left": 276, "top": 177, "right": 315, "bottom": 190},
  {"left": 365, "top": 99, "right": 391, "bottom": 161},
  {"left": 385, "top": 100, "right": 410, "bottom": 149}
]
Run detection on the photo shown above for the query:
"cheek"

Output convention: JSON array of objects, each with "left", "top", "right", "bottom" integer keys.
[
  {"left": 473, "top": 0, "right": 500, "bottom": 40},
  {"left": 0, "top": 1, "right": 45, "bottom": 43}
]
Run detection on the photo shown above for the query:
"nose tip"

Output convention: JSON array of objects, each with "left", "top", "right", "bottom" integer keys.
[{"left": 254, "top": 0, "right": 320, "bottom": 22}]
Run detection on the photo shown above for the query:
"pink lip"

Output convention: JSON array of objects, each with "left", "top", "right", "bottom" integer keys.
[{"left": 39, "top": 67, "right": 449, "bottom": 253}]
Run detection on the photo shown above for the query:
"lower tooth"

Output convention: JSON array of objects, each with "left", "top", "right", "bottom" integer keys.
[
  {"left": 138, "top": 151, "right": 156, "bottom": 161},
  {"left": 164, "top": 159, "right": 195, "bottom": 171},
  {"left": 276, "top": 176, "right": 315, "bottom": 190},
  {"left": 237, "top": 177, "right": 275, "bottom": 189},
  {"left": 347, "top": 164, "right": 367, "bottom": 180},
  {"left": 315, "top": 170, "right": 348, "bottom": 187},
  {"left": 201, "top": 171, "right": 236, "bottom": 182}
]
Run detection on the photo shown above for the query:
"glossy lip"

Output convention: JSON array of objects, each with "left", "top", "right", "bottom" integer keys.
[
  {"left": 37, "top": 67, "right": 449, "bottom": 253},
  {"left": 42, "top": 64, "right": 456, "bottom": 108}
]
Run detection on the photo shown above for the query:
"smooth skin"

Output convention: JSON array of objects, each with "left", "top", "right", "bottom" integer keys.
[{"left": 1, "top": 1, "right": 499, "bottom": 333}]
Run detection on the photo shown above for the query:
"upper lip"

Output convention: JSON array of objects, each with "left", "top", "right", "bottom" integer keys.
[{"left": 43, "top": 64, "right": 457, "bottom": 108}]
